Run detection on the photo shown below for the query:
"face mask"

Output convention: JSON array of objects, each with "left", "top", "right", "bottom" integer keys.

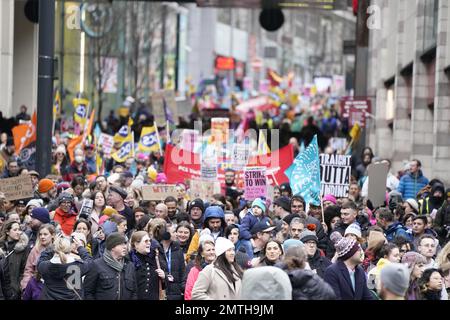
[{"left": 75, "top": 156, "right": 84, "bottom": 163}]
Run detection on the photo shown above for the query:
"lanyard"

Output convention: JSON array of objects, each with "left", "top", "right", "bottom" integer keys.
[{"left": 165, "top": 247, "right": 172, "bottom": 274}]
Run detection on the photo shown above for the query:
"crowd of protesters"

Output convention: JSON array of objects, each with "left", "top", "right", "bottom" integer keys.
[{"left": 0, "top": 100, "right": 449, "bottom": 301}]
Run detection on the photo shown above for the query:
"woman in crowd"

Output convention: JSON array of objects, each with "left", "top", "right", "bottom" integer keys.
[
  {"left": 402, "top": 251, "right": 426, "bottom": 300},
  {"left": 89, "top": 191, "right": 106, "bottom": 235},
  {"left": 175, "top": 221, "right": 194, "bottom": 258},
  {"left": 192, "top": 237, "right": 243, "bottom": 300},
  {"left": 51, "top": 144, "right": 69, "bottom": 176},
  {"left": 73, "top": 218, "right": 95, "bottom": 256},
  {"left": 37, "top": 235, "right": 91, "bottom": 300},
  {"left": 184, "top": 240, "right": 215, "bottom": 300},
  {"left": 252, "top": 239, "right": 283, "bottom": 267},
  {"left": 225, "top": 224, "right": 252, "bottom": 259},
  {"left": 20, "top": 224, "right": 56, "bottom": 291},
  {"left": 0, "top": 220, "right": 29, "bottom": 299},
  {"left": 418, "top": 268, "right": 445, "bottom": 300},
  {"left": 129, "top": 231, "right": 167, "bottom": 300}
]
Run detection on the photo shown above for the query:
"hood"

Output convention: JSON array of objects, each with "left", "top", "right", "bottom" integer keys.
[
  {"left": 240, "top": 266, "right": 292, "bottom": 300},
  {"left": 430, "top": 183, "right": 445, "bottom": 205},
  {"left": 202, "top": 206, "right": 225, "bottom": 228}
]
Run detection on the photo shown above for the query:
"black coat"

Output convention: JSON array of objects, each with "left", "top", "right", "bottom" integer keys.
[
  {"left": 130, "top": 239, "right": 168, "bottom": 300},
  {"left": 308, "top": 250, "right": 332, "bottom": 279},
  {"left": 37, "top": 247, "right": 92, "bottom": 300},
  {"left": 83, "top": 256, "right": 137, "bottom": 300},
  {"left": 162, "top": 241, "right": 186, "bottom": 300},
  {"left": 287, "top": 268, "right": 336, "bottom": 300},
  {"left": 0, "top": 255, "right": 14, "bottom": 300}
]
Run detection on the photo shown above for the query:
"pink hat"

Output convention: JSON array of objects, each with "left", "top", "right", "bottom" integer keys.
[
  {"left": 323, "top": 194, "right": 337, "bottom": 205},
  {"left": 98, "top": 215, "right": 110, "bottom": 226},
  {"left": 156, "top": 173, "right": 167, "bottom": 184}
]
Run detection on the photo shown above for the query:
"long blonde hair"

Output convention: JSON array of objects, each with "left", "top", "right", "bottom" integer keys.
[
  {"left": 436, "top": 241, "right": 450, "bottom": 268},
  {"left": 53, "top": 236, "right": 71, "bottom": 264}
]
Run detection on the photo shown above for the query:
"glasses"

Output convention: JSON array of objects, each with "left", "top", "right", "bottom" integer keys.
[{"left": 400, "top": 249, "right": 408, "bottom": 253}]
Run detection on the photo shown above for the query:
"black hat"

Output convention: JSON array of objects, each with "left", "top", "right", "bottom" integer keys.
[
  {"left": 109, "top": 186, "right": 128, "bottom": 200},
  {"left": 282, "top": 213, "right": 301, "bottom": 225},
  {"left": 189, "top": 198, "right": 205, "bottom": 213},
  {"left": 250, "top": 220, "right": 276, "bottom": 235},
  {"left": 15, "top": 199, "right": 27, "bottom": 206},
  {"left": 280, "top": 183, "right": 292, "bottom": 194},
  {"left": 273, "top": 196, "right": 291, "bottom": 212},
  {"left": 105, "top": 232, "right": 127, "bottom": 251},
  {"left": 58, "top": 192, "right": 74, "bottom": 205},
  {"left": 122, "top": 171, "right": 134, "bottom": 179}
]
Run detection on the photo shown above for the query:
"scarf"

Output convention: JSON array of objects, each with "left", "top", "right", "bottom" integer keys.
[{"left": 103, "top": 250, "right": 124, "bottom": 273}]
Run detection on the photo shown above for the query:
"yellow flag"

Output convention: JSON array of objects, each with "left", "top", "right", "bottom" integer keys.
[
  {"left": 114, "top": 118, "right": 134, "bottom": 144},
  {"left": 53, "top": 90, "right": 61, "bottom": 119},
  {"left": 138, "top": 125, "right": 160, "bottom": 153},
  {"left": 73, "top": 98, "right": 89, "bottom": 128},
  {"left": 350, "top": 122, "right": 361, "bottom": 142},
  {"left": 257, "top": 130, "right": 271, "bottom": 155},
  {"left": 111, "top": 134, "right": 133, "bottom": 163}
]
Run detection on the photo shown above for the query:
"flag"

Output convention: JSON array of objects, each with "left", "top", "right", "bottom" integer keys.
[
  {"left": 111, "top": 134, "right": 133, "bottom": 163},
  {"left": 166, "top": 120, "right": 171, "bottom": 144},
  {"left": 257, "top": 130, "right": 270, "bottom": 155},
  {"left": 349, "top": 122, "right": 361, "bottom": 142},
  {"left": 53, "top": 90, "right": 61, "bottom": 119},
  {"left": 114, "top": 118, "right": 133, "bottom": 144},
  {"left": 138, "top": 125, "right": 160, "bottom": 153},
  {"left": 83, "top": 108, "right": 95, "bottom": 141},
  {"left": 73, "top": 97, "right": 89, "bottom": 129},
  {"left": 67, "top": 135, "right": 84, "bottom": 163},
  {"left": 284, "top": 135, "right": 321, "bottom": 206},
  {"left": 299, "top": 141, "right": 305, "bottom": 154},
  {"left": 12, "top": 111, "right": 37, "bottom": 155}
]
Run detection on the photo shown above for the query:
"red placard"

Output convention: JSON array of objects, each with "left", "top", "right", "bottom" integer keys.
[
  {"left": 215, "top": 56, "right": 235, "bottom": 70},
  {"left": 340, "top": 98, "right": 371, "bottom": 128}
]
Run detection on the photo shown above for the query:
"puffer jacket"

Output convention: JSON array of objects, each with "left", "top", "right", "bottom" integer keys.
[
  {"left": 433, "top": 201, "right": 450, "bottom": 245},
  {"left": 384, "top": 221, "right": 412, "bottom": 242},
  {"left": 83, "top": 255, "right": 137, "bottom": 300},
  {"left": 53, "top": 207, "right": 77, "bottom": 236},
  {"left": 308, "top": 249, "right": 332, "bottom": 279},
  {"left": 0, "top": 233, "right": 29, "bottom": 299},
  {"left": 279, "top": 264, "right": 336, "bottom": 300},
  {"left": 397, "top": 170, "right": 429, "bottom": 200},
  {"left": 37, "top": 246, "right": 92, "bottom": 300}
]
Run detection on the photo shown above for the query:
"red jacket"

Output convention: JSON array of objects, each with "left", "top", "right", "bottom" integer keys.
[{"left": 54, "top": 207, "right": 77, "bottom": 236}]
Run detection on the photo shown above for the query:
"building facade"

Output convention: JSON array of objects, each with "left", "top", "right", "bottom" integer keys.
[{"left": 366, "top": 0, "right": 450, "bottom": 185}]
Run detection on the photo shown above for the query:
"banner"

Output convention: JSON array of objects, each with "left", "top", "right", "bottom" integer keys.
[
  {"left": 189, "top": 179, "right": 221, "bottom": 200},
  {"left": 319, "top": 154, "right": 351, "bottom": 198},
  {"left": 164, "top": 143, "right": 293, "bottom": 186},
  {"left": 12, "top": 111, "right": 37, "bottom": 156},
  {"left": 0, "top": 175, "right": 34, "bottom": 201},
  {"left": 142, "top": 184, "right": 178, "bottom": 201},
  {"left": 244, "top": 167, "right": 267, "bottom": 201},
  {"left": 138, "top": 125, "right": 160, "bottom": 153},
  {"left": 151, "top": 92, "right": 166, "bottom": 126},
  {"left": 285, "top": 135, "right": 321, "bottom": 206},
  {"left": 180, "top": 129, "right": 200, "bottom": 153},
  {"left": 18, "top": 141, "right": 36, "bottom": 170},
  {"left": 98, "top": 133, "right": 114, "bottom": 157}
]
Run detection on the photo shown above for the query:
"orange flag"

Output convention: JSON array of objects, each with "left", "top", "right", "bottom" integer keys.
[
  {"left": 67, "top": 135, "right": 83, "bottom": 163},
  {"left": 83, "top": 108, "right": 95, "bottom": 141},
  {"left": 12, "top": 111, "right": 37, "bottom": 155}
]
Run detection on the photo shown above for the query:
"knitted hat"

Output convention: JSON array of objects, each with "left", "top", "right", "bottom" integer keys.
[
  {"left": 105, "top": 232, "right": 127, "bottom": 251},
  {"left": 30, "top": 207, "right": 50, "bottom": 224},
  {"left": 299, "top": 229, "right": 318, "bottom": 244},
  {"left": 405, "top": 199, "right": 419, "bottom": 212},
  {"left": 55, "top": 144, "right": 66, "bottom": 155},
  {"left": 107, "top": 173, "right": 121, "bottom": 185},
  {"left": 323, "top": 194, "right": 337, "bottom": 205},
  {"left": 98, "top": 215, "right": 110, "bottom": 226},
  {"left": 109, "top": 186, "right": 128, "bottom": 200},
  {"left": 235, "top": 247, "right": 251, "bottom": 269},
  {"left": 199, "top": 228, "right": 214, "bottom": 244},
  {"left": 102, "top": 206, "right": 118, "bottom": 217},
  {"left": 26, "top": 198, "right": 43, "bottom": 210},
  {"left": 345, "top": 223, "right": 362, "bottom": 238},
  {"left": 252, "top": 198, "right": 266, "bottom": 213},
  {"left": 334, "top": 233, "right": 360, "bottom": 261},
  {"left": 147, "top": 166, "right": 157, "bottom": 181},
  {"left": 280, "top": 183, "right": 291, "bottom": 194},
  {"left": 102, "top": 220, "right": 118, "bottom": 237},
  {"left": 215, "top": 237, "right": 235, "bottom": 257},
  {"left": 58, "top": 192, "right": 74, "bottom": 205},
  {"left": 273, "top": 196, "right": 291, "bottom": 212},
  {"left": 282, "top": 239, "right": 304, "bottom": 253},
  {"left": 401, "top": 251, "right": 427, "bottom": 274},
  {"left": 38, "top": 179, "right": 56, "bottom": 193},
  {"left": 380, "top": 263, "right": 410, "bottom": 296},
  {"left": 189, "top": 199, "right": 205, "bottom": 213}
]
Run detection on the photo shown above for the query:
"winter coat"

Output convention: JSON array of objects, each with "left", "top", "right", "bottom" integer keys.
[
  {"left": 0, "top": 233, "right": 30, "bottom": 299},
  {"left": 37, "top": 246, "right": 92, "bottom": 300},
  {"left": 83, "top": 256, "right": 137, "bottom": 300},
  {"left": 324, "top": 260, "right": 374, "bottom": 300},
  {"left": 397, "top": 170, "right": 429, "bottom": 200},
  {"left": 0, "top": 255, "right": 14, "bottom": 300},
  {"left": 433, "top": 202, "right": 450, "bottom": 245},
  {"left": 191, "top": 263, "right": 241, "bottom": 300},
  {"left": 162, "top": 241, "right": 186, "bottom": 300},
  {"left": 22, "top": 276, "right": 43, "bottom": 300},
  {"left": 418, "top": 182, "right": 445, "bottom": 215},
  {"left": 305, "top": 216, "right": 328, "bottom": 252},
  {"left": 53, "top": 207, "right": 77, "bottom": 236},
  {"left": 285, "top": 267, "right": 336, "bottom": 300},
  {"left": 184, "top": 265, "right": 201, "bottom": 301},
  {"left": 384, "top": 221, "right": 412, "bottom": 243},
  {"left": 129, "top": 239, "right": 168, "bottom": 300},
  {"left": 239, "top": 210, "right": 262, "bottom": 241},
  {"left": 21, "top": 245, "right": 44, "bottom": 290},
  {"left": 308, "top": 249, "right": 332, "bottom": 279}
]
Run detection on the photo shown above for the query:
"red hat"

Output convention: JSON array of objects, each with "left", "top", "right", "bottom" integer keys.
[{"left": 38, "top": 179, "right": 56, "bottom": 194}]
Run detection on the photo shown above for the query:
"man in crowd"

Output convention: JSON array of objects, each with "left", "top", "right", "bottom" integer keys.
[
  {"left": 164, "top": 196, "right": 180, "bottom": 224},
  {"left": 378, "top": 263, "right": 410, "bottom": 300},
  {"left": 417, "top": 234, "right": 438, "bottom": 269},
  {"left": 108, "top": 186, "right": 134, "bottom": 231},
  {"left": 289, "top": 217, "right": 306, "bottom": 240},
  {"left": 397, "top": 159, "right": 429, "bottom": 200},
  {"left": 376, "top": 207, "right": 411, "bottom": 243},
  {"left": 154, "top": 203, "right": 169, "bottom": 222},
  {"left": 250, "top": 220, "right": 275, "bottom": 259},
  {"left": 26, "top": 207, "right": 50, "bottom": 249}
]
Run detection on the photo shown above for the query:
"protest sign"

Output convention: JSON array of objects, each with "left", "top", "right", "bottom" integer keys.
[
  {"left": 79, "top": 199, "right": 94, "bottom": 218},
  {"left": 151, "top": 92, "right": 166, "bottom": 126},
  {"left": 329, "top": 138, "right": 348, "bottom": 153},
  {"left": 142, "top": 184, "right": 178, "bottom": 201},
  {"left": 98, "top": 133, "right": 114, "bottom": 157},
  {"left": 211, "top": 118, "right": 229, "bottom": 159},
  {"left": 232, "top": 143, "right": 250, "bottom": 170},
  {"left": 0, "top": 175, "right": 34, "bottom": 201},
  {"left": 189, "top": 179, "right": 221, "bottom": 200},
  {"left": 367, "top": 163, "right": 389, "bottom": 208},
  {"left": 320, "top": 154, "right": 351, "bottom": 197},
  {"left": 244, "top": 167, "right": 267, "bottom": 200}
]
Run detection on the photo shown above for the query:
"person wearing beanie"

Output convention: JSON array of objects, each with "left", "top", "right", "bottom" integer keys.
[
  {"left": 108, "top": 185, "right": 134, "bottom": 232},
  {"left": 239, "top": 198, "right": 267, "bottom": 242},
  {"left": 241, "top": 266, "right": 292, "bottom": 300},
  {"left": 191, "top": 237, "right": 243, "bottom": 300},
  {"left": 300, "top": 230, "right": 331, "bottom": 279},
  {"left": 25, "top": 207, "right": 51, "bottom": 249},
  {"left": 37, "top": 179, "right": 57, "bottom": 206},
  {"left": 344, "top": 223, "right": 362, "bottom": 240},
  {"left": 188, "top": 198, "right": 205, "bottom": 229},
  {"left": 323, "top": 194, "right": 337, "bottom": 209},
  {"left": 402, "top": 251, "right": 427, "bottom": 300},
  {"left": 83, "top": 232, "right": 137, "bottom": 300},
  {"left": 53, "top": 192, "right": 78, "bottom": 236},
  {"left": 273, "top": 196, "right": 291, "bottom": 220},
  {"left": 418, "top": 181, "right": 446, "bottom": 215},
  {"left": 282, "top": 239, "right": 304, "bottom": 253},
  {"left": 324, "top": 232, "right": 374, "bottom": 300},
  {"left": 404, "top": 198, "right": 419, "bottom": 215},
  {"left": 378, "top": 263, "right": 410, "bottom": 300},
  {"left": 280, "top": 182, "right": 292, "bottom": 197}
]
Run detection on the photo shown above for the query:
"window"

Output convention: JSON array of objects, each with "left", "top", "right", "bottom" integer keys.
[{"left": 423, "top": 0, "right": 439, "bottom": 51}]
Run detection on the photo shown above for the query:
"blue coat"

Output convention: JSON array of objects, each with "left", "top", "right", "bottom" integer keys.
[
  {"left": 324, "top": 261, "right": 374, "bottom": 300},
  {"left": 397, "top": 170, "right": 429, "bottom": 200},
  {"left": 384, "top": 222, "right": 413, "bottom": 243}
]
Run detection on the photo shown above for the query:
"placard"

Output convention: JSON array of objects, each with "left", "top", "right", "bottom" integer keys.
[
  {"left": 79, "top": 199, "right": 94, "bottom": 218},
  {"left": 0, "top": 175, "right": 34, "bottom": 201},
  {"left": 319, "top": 154, "right": 351, "bottom": 197},
  {"left": 151, "top": 92, "right": 166, "bottom": 126},
  {"left": 98, "top": 133, "right": 114, "bottom": 157},
  {"left": 232, "top": 143, "right": 250, "bottom": 170},
  {"left": 244, "top": 167, "right": 267, "bottom": 201},
  {"left": 142, "top": 184, "right": 178, "bottom": 201},
  {"left": 189, "top": 179, "right": 221, "bottom": 201},
  {"left": 367, "top": 163, "right": 389, "bottom": 208}
]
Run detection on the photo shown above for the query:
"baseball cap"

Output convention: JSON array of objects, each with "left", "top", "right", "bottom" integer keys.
[{"left": 250, "top": 220, "right": 276, "bottom": 235}]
